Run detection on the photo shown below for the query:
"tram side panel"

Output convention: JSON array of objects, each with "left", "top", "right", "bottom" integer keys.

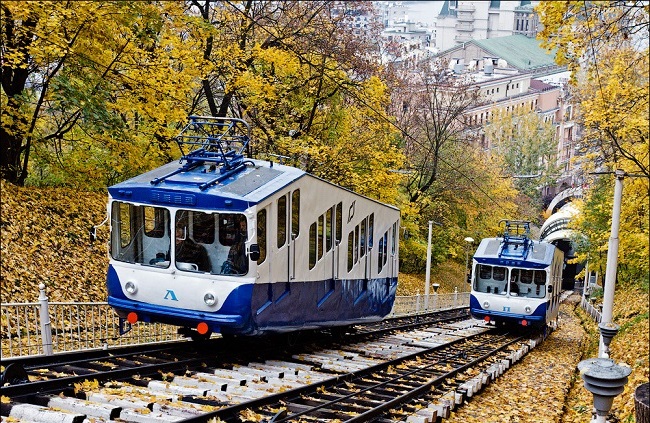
[{"left": 250, "top": 175, "right": 400, "bottom": 333}]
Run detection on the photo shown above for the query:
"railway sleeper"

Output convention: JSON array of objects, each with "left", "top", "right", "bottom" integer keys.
[
  {"left": 399, "top": 338, "right": 541, "bottom": 422},
  {"left": 32, "top": 394, "right": 122, "bottom": 421},
  {"left": 1, "top": 402, "right": 86, "bottom": 423}
]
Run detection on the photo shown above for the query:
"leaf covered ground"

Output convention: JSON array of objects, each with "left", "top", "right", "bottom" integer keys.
[
  {"left": 446, "top": 293, "right": 649, "bottom": 423},
  {"left": 1, "top": 181, "right": 109, "bottom": 302}
]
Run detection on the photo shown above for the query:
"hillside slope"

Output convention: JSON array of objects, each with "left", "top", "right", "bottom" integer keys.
[{"left": 1, "top": 181, "right": 109, "bottom": 303}]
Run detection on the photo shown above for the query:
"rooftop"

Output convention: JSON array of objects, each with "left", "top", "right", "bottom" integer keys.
[{"left": 472, "top": 35, "right": 557, "bottom": 71}]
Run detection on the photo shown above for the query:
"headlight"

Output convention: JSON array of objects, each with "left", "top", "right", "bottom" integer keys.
[
  {"left": 483, "top": 301, "right": 490, "bottom": 308},
  {"left": 204, "top": 292, "right": 217, "bottom": 306},
  {"left": 125, "top": 281, "right": 137, "bottom": 294},
  {"left": 524, "top": 305, "right": 532, "bottom": 313}
]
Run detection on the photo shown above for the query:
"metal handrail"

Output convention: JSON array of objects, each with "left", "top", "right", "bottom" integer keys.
[{"left": 1, "top": 285, "right": 471, "bottom": 359}]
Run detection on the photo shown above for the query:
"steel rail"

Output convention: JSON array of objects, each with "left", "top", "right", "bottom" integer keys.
[{"left": 178, "top": 329, "right": 520, "bottom": 423}]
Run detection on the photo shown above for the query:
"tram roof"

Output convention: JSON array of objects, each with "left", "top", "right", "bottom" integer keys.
[
  {"left": 472, "top": 237, "right": 557, "bottom": 268},
  {"left": 108, "top": 158, "right": 305, "bottom": 211}
]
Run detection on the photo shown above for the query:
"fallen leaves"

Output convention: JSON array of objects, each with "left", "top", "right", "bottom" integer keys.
[
  {"left": 1, "top": 181, "right": 109, "bottom": 303},
  {"left": 446, "top": 297, "right": 588, "bottom": 423}
]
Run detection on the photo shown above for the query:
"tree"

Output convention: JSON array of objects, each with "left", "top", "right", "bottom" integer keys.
[
  {"left": 387, "top": 62, "right": 518, "bottom": 272},
  {"left": 188, "top": 1, "right": 404, "bottom": 199},
  {"left": 537, "top": 1, "right": 649, "bottom": 177},
  {"left": 485, "top": 108, "right": 559, "bottom": 206},
  {"left": 538, "top": 1, "right": 649, "bottom": 287},
  {"left": 393, "top": 62, "right": 481, "bottom": 208},
  {"left": 1, "top": 2, "right": 205, "bottom": 187}
]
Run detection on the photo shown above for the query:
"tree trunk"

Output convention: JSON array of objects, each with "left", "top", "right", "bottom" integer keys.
[
  {"left": 636, "top": 383, "right": 649, "bottom": 423},
  {"left": 0, "top": 118, "right": 24, "bottom": 184}
]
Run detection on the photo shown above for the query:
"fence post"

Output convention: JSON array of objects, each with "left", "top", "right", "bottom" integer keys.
[
  {"left": 454, "top": 287, "right": 458, "bottom": 307},
  {"left": 38, "top": 283, "right": 53, "bottom": 356}
]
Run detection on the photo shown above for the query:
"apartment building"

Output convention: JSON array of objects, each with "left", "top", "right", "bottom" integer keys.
[
  {"left": 436, "top": 35, "right": 580, "bottom": 191},
  {"left": 436, "top": 0, "right": 539, "bottom": 52}
]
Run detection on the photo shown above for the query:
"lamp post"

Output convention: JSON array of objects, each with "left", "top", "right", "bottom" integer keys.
[
  {"left": 424, "top": 221, "right": 433, "bottom": 310},
  {"left": 424, "top": 221, "right": 442, "bottom": 310},
  {"left": 599, "top": 170, "right": 624, "bottom": 358},
  {"left": 464, "top": 237, "right": 474, "bottom": 286}
]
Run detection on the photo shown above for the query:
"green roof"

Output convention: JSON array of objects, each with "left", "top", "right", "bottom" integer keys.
[{"left": 472, "top": 35, "right": 557, "bottom": 71}]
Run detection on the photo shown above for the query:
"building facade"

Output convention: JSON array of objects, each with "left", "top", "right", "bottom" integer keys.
[{"left": 436, "top": 0, "right": 539, "bottom": 52}]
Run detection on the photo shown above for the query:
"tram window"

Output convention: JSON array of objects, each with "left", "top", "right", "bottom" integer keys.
[
  {"left": 360, "top": 220, "right": 366, "bottom": 257},
  {"left": 317, "top": 215, "right": 324, "bottom": 260},
  {"left": 354, "top": 225, "right": 359, "bottom": 264},
  {"left": 117, "top": 203, "right": 132, "bottom": 249},
  {"left": 520, "top": 269, "right": 533, "bottom": 283},
  {"left": 291, "top": 190, "right": 300, "bottom": 238},
  {"left": 493, "top": 266, "right": 506, "bottom": 281},
  {"left": 368, "top": 214, "right": 374, "bottom": 250},
  {"left": 378, "top": 236, "right": 384, "bottom": 273},
  {"left": 277, "top": 195, "right": 287, "bottom": 248},
  {"left": 257, "top": 209, "right": 267, "bottom": 264},
  {"left": 534, "top": 270, "right": 546, "bottom": 285},
  {"left": 378, "top": 230, "right": 388, "bottom": 273},
  {"left": 192, "top": 211, "right": 215, "bottom": 244},
  {"left": 309, "top": 222, "right": 317, "bottom": 269},
  {"left": 347, "top": 231, "right": 354, "bottom": 271},
  {"left": 144, "top": 207, "right": 166, "bottom": 238},
  {"left": 335, "top": 202, "right": 342, "bottom": 242},
  {"left": 326, "top": 207, "right": 333, "bottom": 252},
  {"left": 111, "top": 202, "right": 170, "bottom": 266},
  {"left": 510, "top": 268, "right": 520, "bottom": 283},
  {"left": 219, "top": 213, "right": 245, "bottom": 246},
  {"left": 391, "top": 222, "right": 397, "bottom": 254},
  {"left": 479, "top": 265, "right": 492, "bottom": 279},
  {"left": 175, "top": 210, "right": 212, "bottom": 273}
]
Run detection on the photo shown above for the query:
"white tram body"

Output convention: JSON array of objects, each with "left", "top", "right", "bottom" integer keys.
[
  {"left": 469, "top": 221, "right": 563, "bottom": 328},
  {"left": 106, "top": 117, "right": 400, "bottom": 336}
]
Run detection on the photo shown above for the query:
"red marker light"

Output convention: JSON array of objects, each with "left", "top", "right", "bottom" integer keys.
[
  {"left": 197, "top": 322, "right": 209, "bottom": 335},
  {"left": 521, "top": 319, "right": 528, "bottom": 326},
  {"left": 484, "top": 316, "right": 491, "bottom": 322},
  {"left": 127, "top": 312, "right": 138, "bottom": 324}
]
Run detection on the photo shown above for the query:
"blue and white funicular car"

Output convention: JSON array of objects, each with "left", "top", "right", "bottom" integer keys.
[
  {"left": 469, "top": 220, "right": 563, "bottom": 328},
  {"left": 106, "top": 117, "right": 400, "bottom": 338}
]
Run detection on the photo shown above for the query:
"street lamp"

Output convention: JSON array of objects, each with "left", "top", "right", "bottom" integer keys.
[{"left": 464, "top": 237, "right": 475, "bottom": 285}]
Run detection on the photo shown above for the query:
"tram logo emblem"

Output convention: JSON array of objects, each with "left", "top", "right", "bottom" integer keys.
[
  {"left": 503, "top": 306, "right": 511, "bottom": 312},
  {"left": 164, "top": 290, "right": 179, "bottom": 301}
]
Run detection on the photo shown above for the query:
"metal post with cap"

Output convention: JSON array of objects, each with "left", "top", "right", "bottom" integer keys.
[{"left": 424, "top": 221, "right": 433, "bottom": 310}]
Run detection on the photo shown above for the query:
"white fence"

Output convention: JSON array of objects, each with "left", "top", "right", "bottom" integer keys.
[
  {"left": 580, "top": 295, "right": 602, "bottom": 323},
  {"left": 1, "top": 285, "right": 470, "bottom": 359}
]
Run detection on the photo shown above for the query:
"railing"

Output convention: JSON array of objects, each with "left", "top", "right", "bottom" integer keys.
[
  {"left": 581, "top": 296, "right": 602, "bottom": 323},
  {"left": 1, "top": 285, "right": 471, "bottom": 359},
  {"left": 390, "top": 289, "right": 470, "bottom": 317},
  {"left": 1, "top": 285, "right": 184, "bottom": 359}
]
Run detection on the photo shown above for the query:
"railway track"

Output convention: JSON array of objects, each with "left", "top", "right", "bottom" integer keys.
[{"left": 1, "top": 308, "right": 545, "bottom": 422}]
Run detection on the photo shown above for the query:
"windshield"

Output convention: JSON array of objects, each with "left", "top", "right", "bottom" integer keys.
[
  {"left": 111, "top": 202, "right": 250, "bottom": 276},
  {"left": 473, "top": 264, "right": 546, "bottom": 298}
]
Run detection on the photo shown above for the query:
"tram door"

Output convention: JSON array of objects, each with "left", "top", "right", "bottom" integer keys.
[
  {"left": 389, "top": 222, "right": 398, "bottom": 278},
  {"left": 332, "top": 202, "right": 343, "bottom": 280},
  {"left": 275, "top": 190, "right": 300, "bottom": 288}
]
